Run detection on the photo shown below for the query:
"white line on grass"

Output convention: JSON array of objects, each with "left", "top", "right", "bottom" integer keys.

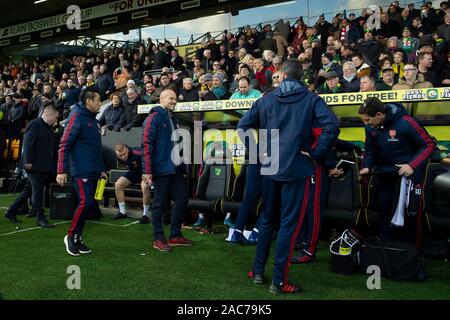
[
  {"left": 87, "top": 221, "right": 124, "bottom": 227},
  {"left": 87, "top": 220, "right": 140, "bottom": 228},
  {"left": 122, "top": 221, "right": 140, "bottom": 227},
  {"left": 0, "top": 221, "right": 70, "bottom": 236},
  {"left": 1, "top": 219, "right": 139, "bottom": 237},
  {"left": 0, "top": 194, "right": 13, "bottom": 198}
]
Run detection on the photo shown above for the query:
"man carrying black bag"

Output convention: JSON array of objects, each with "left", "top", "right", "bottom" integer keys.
[{"left": 4, "top": 104, "right": 59, "bottom": 227}]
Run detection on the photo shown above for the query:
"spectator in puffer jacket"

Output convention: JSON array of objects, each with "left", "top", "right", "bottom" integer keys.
[
  {"left": 178, "top": 78, "right": 199, "bottom": 102},
  {"left": 99, "top": 92, "right": 124, "bottom": 134},
  {"left": 117, "top": 88, "right": 144, "bottom": 131},
  {"left": 341, "top": 61, "right": 360, "bottom": 92}
]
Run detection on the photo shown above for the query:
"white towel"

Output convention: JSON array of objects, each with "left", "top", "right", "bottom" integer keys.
[{"left": 391, "top": 177, "right": 412, "bottom": 227}]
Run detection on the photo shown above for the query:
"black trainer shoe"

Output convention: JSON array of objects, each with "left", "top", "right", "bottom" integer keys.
[
  {"left": 139, "top": 215, "right": 150, "bottom": 224},
  {"left": 77, "top": 236, "right": 92, "bottom": 254},
  {"left": 4, "top": 212, "right": 21, "bottom": 224},
  {"left": 112, "top": 212, "right": 127, "bottom": 220},
  {"left": 64, "top": 235, "right": 80, "bottom": 256}
]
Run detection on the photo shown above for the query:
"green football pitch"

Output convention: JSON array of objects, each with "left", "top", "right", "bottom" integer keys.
[{"left": 1, "top": 194, "right": 449, "bottom": 300}]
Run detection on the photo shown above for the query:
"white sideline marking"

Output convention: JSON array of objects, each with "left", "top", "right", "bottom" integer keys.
[
  {"left": 0, "top": 221, "right": 70, "bottom": 236},
  {"left": 87, "top": 220, "right": 140, "bottom": 228},
  {"left": 87, "top": 221, "right": 124, "bottom": 227},
  {"left": 123, "top": 221, "right": 140, "bottom": 227},
  {"left": 0, "top": 194, "right": 13, "bottom": 198},
  {"left": 0, "top": 219, "right": 139, "bottom": 237}
]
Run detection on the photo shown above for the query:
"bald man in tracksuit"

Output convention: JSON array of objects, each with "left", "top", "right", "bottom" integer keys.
[
  {"left": 141, "top": 89, "right": 193, "bottom": 252},
  {"left": 238, "top": 60, "right": 339, "bottom": 294},
  {"left": 359, "top": 98, "right": 435, "bottom": 248}
]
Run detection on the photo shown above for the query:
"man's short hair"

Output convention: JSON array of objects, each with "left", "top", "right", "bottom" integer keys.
[
  {"left": 417, "top": 52, "right": 432, "bottom": 62},
  {"left": 43, "top": 103, "right": 58, "bottom": 114},
  {"left": 342, "top": 44, "right": 353, "bottom": 52},
  {"left": 238, "top": 76, "right": 250, "bottom": 85},
  {"left": 404, "top": 62, "right": 417, "bottom": 68},
  {"left": 360, "top": 75, "right": 375, "bottom": 85},
  {"left": 272, "top": 56, "right": 283, "bottom": 64},
  {"left": 280, "top": 60, "right": 302, "bottom": 81},
  {"left": 352, "top": 52, "right": 363, "bottom": 60},
  {"left": 183, "top": 77, "right": 193, "bottom": 84},
  {"left": 343, "top": 61, "right": 357, "bottom": 71},
  {"left": 81, "top": 87, "right": 100, "bottom": 105},
  {"left": 114, "top": 143, "right": 128, "bottom": 152},
  {"left": 126, "top": 88, "right": 137, "bottom": 95},
  {"left": 160, "top": 72, "right": 170, "bottom": 79},
  {"left": 358, "top": 97, "right": 385, "bottom": 116},
  {"left": 110, "top": 92, "right": 122, "bottom": 100}
]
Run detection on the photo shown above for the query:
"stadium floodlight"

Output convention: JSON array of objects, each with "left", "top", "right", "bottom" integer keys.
[
  {"left": 34, "top": 0, "right": 48, "bottom": 4},
  {"left": 264, "top": 1, "right": 296, "bottom": 8}
]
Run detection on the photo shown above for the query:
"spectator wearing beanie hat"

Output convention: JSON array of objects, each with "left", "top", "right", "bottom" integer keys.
[
  {"left": 199, "top": 73, "right": 217, "bottom": 101},
  {"left": 318, "top": 52, "right": 342, "bottom": 86},
  {"left": 211, "top": 73, "right": 230, "bottom": 100}
]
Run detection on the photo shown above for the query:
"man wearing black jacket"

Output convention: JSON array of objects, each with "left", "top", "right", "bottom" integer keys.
[
  {"left": 117, "top": 88, "right": 144, "bottom": 131},
  {"left": 4, "top": 104, "right": 59, "bottom": 227},
  {"left": 97, "top": 64, "right": 114, "bottom": 101}
]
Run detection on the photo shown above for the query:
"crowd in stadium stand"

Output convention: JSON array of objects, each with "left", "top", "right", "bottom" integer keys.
[{"left": 0, "top": 1, "right": 450, "bottom": 148}]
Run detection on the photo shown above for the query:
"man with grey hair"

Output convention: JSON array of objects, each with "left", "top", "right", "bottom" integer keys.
[
  {"left": 4, "top": 104, "right": 59, "bottom": 227},
  {"left": 238, "top": 48, "right": 248, "bottom": 62},
  {"left": 342, "top": 61, "right": 360, "bottom": 92},
  {"left": 178, "top": 77, "right": 199, "bottom": 102},
  {"left": 253, "top": 58, "right": 273, "bottom": 93},
  {"left": 202, "top": 49, "right": 213, "bottom": 73},
  {"left": 263, "top": 50, "right": 275, "bottom": 64},
  {"left": 117, "top": 88, "right": 144, "bottom": 131},
  {"left": 359, "top": 75, "right": 376, "bottom": 92}
]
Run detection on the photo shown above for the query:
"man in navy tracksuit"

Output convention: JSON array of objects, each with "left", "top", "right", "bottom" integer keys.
[
  {"left": 359, "top": 97, "right": 435, "bottom": 247},
  {"left": 141, "top": 89, "right": 193, "bottom": 252},
  {"left": 57, "top": 88, "right": 107, "bottom": 256},
  {"left": 238, "top": 60, "right": 340, "bottom": 294}
]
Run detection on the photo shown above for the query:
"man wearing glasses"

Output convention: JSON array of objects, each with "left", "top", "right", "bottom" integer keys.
[{"left": 392, "top": 63, "right": 433, "bottom": 90}]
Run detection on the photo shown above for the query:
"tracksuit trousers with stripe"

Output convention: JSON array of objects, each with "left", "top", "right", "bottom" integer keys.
[
  {"left": 377, "top": 166, "right": 426, "bottom": 248},
  {"left": 253, "top": 176, "right": 310, "bottom": 287},
  {"left": 68, "top": 178, "right": 97, "bottom": 237},
  {"left": 297, "top": 164, "right": 328, "bottom": 255}
]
